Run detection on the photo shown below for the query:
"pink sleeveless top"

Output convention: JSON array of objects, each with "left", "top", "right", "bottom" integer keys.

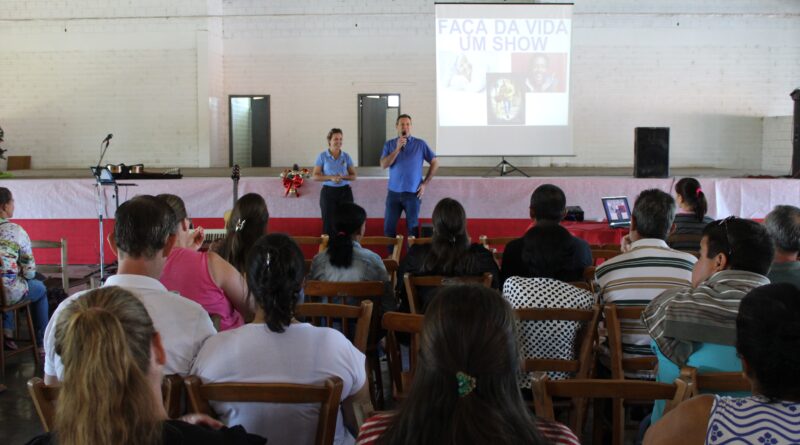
[{"left": 160, "top": 247, "right": 244, "bottom": 331}]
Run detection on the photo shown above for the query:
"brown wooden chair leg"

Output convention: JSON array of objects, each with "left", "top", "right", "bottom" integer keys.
[
  {"left": 592, "top": 397, "right": 605, "bottom": 445},
  {"left": 25, "top": 307, "right": 40, "bottom": 367},
  {"left": 612, "top": 398, "right": 624, "bottom": 445},
  {"left": 370, "top": 352, "right": 384, "bottom": 409}
]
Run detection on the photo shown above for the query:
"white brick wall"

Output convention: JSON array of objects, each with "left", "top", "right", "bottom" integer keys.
[
  {"left": 762, "top": 116, "right": 794, "bottom": 174},
  {"left": 1, "top": 0, "right": 798, "bottom": 169}
]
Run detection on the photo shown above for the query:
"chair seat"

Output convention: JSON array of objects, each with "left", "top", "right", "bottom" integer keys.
[{"left": 2, "top": 298, "right": 33, "bottom": 313}]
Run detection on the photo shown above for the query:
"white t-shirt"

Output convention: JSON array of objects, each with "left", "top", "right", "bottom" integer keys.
[
  {"left": 191, "top": 322, "right": 367, "bottom": 445},
  {"left": 44, "top": 274, "right": 216, "bottom": 379}
]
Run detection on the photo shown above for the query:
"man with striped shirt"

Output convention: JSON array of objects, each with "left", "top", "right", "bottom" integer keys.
[
  {"left": 595, "top": 189, "right": 697, "bottom": 378},
  {"left": 642, "top": 217, "right": 773, "bottom": 423}
]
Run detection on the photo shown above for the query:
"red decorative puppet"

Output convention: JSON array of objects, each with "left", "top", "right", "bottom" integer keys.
[{"left": 280, "top": 164, "right": 310, "bottom": 197}]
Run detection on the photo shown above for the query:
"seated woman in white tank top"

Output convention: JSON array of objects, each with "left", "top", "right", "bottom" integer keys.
[
  {"left": 191, "top": 233, "right": 370, "bottom": 445},
  {"left": 644, "top": 283, "right": 800, "bottom": 445}
]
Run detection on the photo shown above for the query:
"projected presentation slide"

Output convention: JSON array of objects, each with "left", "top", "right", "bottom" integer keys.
[{"left": 435, "top": 3, "right": 573, "bottom": 157}]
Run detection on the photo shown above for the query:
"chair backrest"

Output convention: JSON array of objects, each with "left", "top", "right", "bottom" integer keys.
[
  {"left": 382, "top": 258, "right": 399, "bottom": 289},
  {"left": 184, "top": 375, "right": 343, "bottom": 445},
  {"left": 567, "top": 281, "right": 593, "bottom": 292},
  {"left": 291, "top": 235, "right": 330, "bottom": 254},
  {"left": 604, "top": 304, "right": 658, "bottom": 379},
  {"left": 27, "top": 377, "right": 59, "bottom": 432},
  {"left": 360, "top": 235, "right": 404, "bottom": 262},
  {"left": 32, "top": 239, "right": 69, "bottom": 290},
  {"left": 667, "top": 233, "right": 703, "bottom": 255},
  {"left": 517, "top": 306, "right": 601, "bottom": 379},
  {"left": 382, "top": 311, "right": 424, "bottom": 401},
  {"left": 531, "top": 373, "right": 690, "bottom": 441},
  {"left": 590, "top": 245, "right": 622, "bottom": 265},
  {"left": 296, "top": 301, "right": 373, "bottom": 353},
  {"left": 478, "top": 235, "right": 517, "bottom": 264},
  {"left": 403, "top": 272, "right": 493, "bottom": 314},
  {"left": 406, "top": 236, "right": 432, "bottom": 246},
  {"left": 679, "top": 366, "right": 752, "bottom": 397},
  {"left": 27, "top": 374, "right": 186, "bottom": 432}
]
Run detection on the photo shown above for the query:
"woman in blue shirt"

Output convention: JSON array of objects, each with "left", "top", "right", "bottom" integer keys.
[{"left": 313, "top": 128, "right": 357, "bottom": 236}]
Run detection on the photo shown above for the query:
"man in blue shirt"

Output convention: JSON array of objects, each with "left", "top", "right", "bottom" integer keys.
[{"left": 380, "top": 114, "right": 439, "bottom": 240}]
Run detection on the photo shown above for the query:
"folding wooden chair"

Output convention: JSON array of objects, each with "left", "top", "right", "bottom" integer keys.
[
  {"left": 184, "top": 375, "right": 343, "bottom": 445},
  {"left": 360, "top": 235, "right": 404, "bottom": 262},
  {"left": 517, "top": 305, "right": 601, "bottom": 439},
  {"left": 590, "top": 245, "right": 622, "bottom": 265},
  {"left": 531, "top": 373, "right": 690, "bottom": 445},
  {"left": 1, "top": 284, "right": 39, "bottom": 376},
  {"left": 403, "top": 272, "right": 493, "bottom": 314},
  {"left": 478, "top": 235, "right": 517, "bottom": 265},
  {"left": 603, "top": 304, "right": 659, "bottom": 445},
  {"left": 303, "top": 281, "right": 386, "bottom": 408},
  {"left": 679, "top": 366, "right": 751, "bottom": 397},
  {"left": 28, "top": 374, "right": 188, "bottom": 431},
  {"left": 382, "top": 311, "right": 424, "bottom": 402},
  {"left": 291, "top": 235, "right": 330, "bottom": 254},
  {"left": 296, "top": 301, "right": 373, "bottom": 353},
  {"left": 406, "top": 236, "right": 432, "bottom": 246},
  {"left": 27, "top": 377, "right": 59, "bottom": 432},
  {"left": 31, "top": 239, "right": 71, "bottom": 290}
]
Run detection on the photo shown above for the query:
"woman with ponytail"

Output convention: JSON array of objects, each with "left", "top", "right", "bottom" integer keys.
[
  {"left": 396, "top": 197, "right": 499, "bottom": 312},
  {"left": 215, "top": 193, "right": 269, "bottom": 274},
  {"left": 356, "top": 285, "right": 578, "bottom": 445},
  {"left": 192, "top": 234, "right": 371, "bottom": 445},
  {"left": 309, "top": 202, "right": 394, "bottom": 313},
  {"left": 26, "top": 286, "right": 264, "bottom": 445},
  {"left": 672, "top": 177, "right": 713, "bottom": 251}
]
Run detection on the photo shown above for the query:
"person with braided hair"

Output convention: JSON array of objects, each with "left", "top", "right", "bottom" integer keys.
[
  {"left": 395, "top": 197, "right": 499, "bottom": 313},
  {"left": 191, "top": 233, "right": 370, "bottom": 445},
  {"left": 645, "top": 283, "right": 800, "bottom": 444},
  {"left": 671, "top": 177, "right": 714, "bottom": 251}
]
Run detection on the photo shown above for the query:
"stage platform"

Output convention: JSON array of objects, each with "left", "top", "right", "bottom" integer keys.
[{"left": 1, "top": 167, "right": 796, "bottom": 265}]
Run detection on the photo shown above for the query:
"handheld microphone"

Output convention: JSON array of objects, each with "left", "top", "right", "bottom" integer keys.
[
  {"left": 102, "top": 133, "right": 113, "bottom": 144},
  {"left": 400, "top": 131, "right": 407, "bottom": 150}
]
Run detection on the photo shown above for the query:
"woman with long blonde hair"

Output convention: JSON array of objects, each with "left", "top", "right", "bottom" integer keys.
[{"left": 26, "top": 286, "right": 264, "bottom": 445}]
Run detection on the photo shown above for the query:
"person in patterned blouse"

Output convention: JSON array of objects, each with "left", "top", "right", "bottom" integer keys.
[
  {"left": 0, "top": 187, "right": 49, "bottom": 352},
  {"left": 644, "top": 282, "right": 800, "bottom": 445}
]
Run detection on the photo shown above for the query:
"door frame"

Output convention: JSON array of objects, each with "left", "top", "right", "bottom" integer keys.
[
  {"left": 228, "top": 95, "right": 271, "bottom": 167},
  {"left": 357, "top": 93, "right": 401, "bottom": 167}
]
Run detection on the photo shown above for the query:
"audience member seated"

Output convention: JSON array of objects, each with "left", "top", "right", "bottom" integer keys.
[
  {"left": 158, "top": 194, "right": 253, "bottom": 331},
  {"left": 43, "top": 196, "right": 215, "bottom": 384},
  {"left": 502, "top": 223, "right": 594, "bottom": 387},
  {"left": 500, "top": 184, "right": 591, "bottom": 286},
  {"left": 396, "top": 197, "right": 499, "bottom": 312},
  {"left": 214, "top": 193, "right": 269, "bottom": 274},
  {"left": 356, "top": 285, "right": 579, "bottom": 445},
  {"left": 191, "top": 233, "right": 370, "bottom": 445},
  {"left": 670, "top": 177, "right": 713, "bottom": 251},
  {"left": 27, "top": 286, "right": 265, "bottom": 445},
  {"left": 642, "top": 217, "right": 774, "bottom": 423},
  {"left": 596, "top": 189, "right": 697, "bottom": 378},
  {"left": 764, "top": 204, "right": 800, "bottom": 287},
  {"left": 644, "top": 283, "right": 800, "bottom": 445},
  {"left": 308, "top": 202, "right": 394, "bottom": 313},
  {"left": 0, "top": 187, "right": 49, "bottom": 353}
]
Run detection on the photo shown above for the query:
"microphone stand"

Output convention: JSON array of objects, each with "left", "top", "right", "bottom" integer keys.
[{"left": 93, "top": 137, "right": 112, "bottom": 282}]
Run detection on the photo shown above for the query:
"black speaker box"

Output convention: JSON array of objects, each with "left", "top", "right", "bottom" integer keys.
[{"left": 634, "top": 127, "right": 670, "bottom": 178}]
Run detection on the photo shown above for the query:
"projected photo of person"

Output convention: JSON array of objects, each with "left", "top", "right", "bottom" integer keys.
[
  {"left": 441, "top": 52, "right": 487, "bottom": 93},
  {"left": 510, "top": 53, "right": 567, "bottom": 94},
  {"left": 486, "top": 74, "right": 525, "bottom": 125}
]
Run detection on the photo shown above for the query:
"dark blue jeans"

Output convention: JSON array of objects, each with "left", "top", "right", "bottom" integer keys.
[
  {"left": 384, "top": 191, "right": 421, "bottom": 239},
  {"left": 2, "top": 279, "right": 49, "bottom": 346}
]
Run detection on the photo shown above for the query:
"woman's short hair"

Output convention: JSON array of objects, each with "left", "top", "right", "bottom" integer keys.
[
  {"left": 736, "top": 283, "right": 800, "bottom": 400},
  {"left": 0, "top": 187, "right": 12, "bottom": 206},
  {"left": 327, "top": 128, "right": 343, "bottom": 143},
  {"left": 247, "top": 233, "right": 305, "bottom": 333}
]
